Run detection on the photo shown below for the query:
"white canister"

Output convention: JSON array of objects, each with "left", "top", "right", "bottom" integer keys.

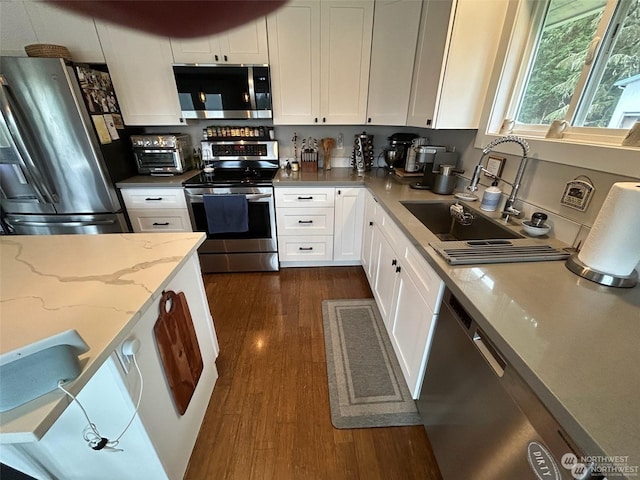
[{"left": 480, "top": 181, "right": 502, "bottom": 211}]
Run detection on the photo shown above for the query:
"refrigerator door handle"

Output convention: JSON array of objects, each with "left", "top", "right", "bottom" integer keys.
[
  {"left": 10, "top": 219, "right": 117, "bottom": 227},
  {"left": 0, "top": 76, "right": 58, "bottom": 205}
]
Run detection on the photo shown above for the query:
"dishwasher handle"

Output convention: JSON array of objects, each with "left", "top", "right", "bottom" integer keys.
[{"left": 473, "top": 329, "right": 506, "bottom": 378}]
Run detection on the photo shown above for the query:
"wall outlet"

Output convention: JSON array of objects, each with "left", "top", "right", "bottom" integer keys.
[
  {"left": 116, "top": 337, "right": 140, "bottom": 374},
  {"left": 337, "top": 133, "right": 344, "bottom": 150}
]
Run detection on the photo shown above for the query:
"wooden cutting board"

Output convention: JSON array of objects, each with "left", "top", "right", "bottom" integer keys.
[{"left": 153, "top": 290, "right": 203, "bottom": 416}]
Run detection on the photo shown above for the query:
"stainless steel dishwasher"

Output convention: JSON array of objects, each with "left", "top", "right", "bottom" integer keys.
[{"left": 417, "top": 288, "right": 604, "bottom": 480}]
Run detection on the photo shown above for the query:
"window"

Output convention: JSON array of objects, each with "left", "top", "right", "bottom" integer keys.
[{"left": 500, "top": 0, "right": 640, "bottom": 143}]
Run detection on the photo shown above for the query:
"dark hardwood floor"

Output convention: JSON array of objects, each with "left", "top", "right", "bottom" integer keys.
[{"left": 185, "top": 267, "right": 442, "bottom": 480}]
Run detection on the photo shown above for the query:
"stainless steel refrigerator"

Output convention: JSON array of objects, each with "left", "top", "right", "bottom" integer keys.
[{"left": 0, "top": 56, "right": 138, "bottom": 235}]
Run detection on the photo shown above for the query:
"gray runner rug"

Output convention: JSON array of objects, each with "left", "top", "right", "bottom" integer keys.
[{"left": 322, "top": 299, "right": 422, "bottom": 429}]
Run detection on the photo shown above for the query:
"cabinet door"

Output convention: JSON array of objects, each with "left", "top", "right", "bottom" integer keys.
[
  {"left": 435, "top": 0, "right": 507, "bottom": 128},
  {"left": 172, "top": 18, "right": 268, "bottom": 64},
  {"left": 372, "top": 227, "right": 398, "bottom": 330},
  {"left": 366, "top": 0, "right": 422, "bottom": 126},
  {"left": 171, "top": 36, "right": 222, "bottom": 64},
  {"left": 407, "top": 0, "right": 508, "bottom": 129},
  {"left": 334, "top": 188, "right": 364, "bottom": 261},
  {"left": 96, "top": 22, "right": 183, "bottom": 126},
  {"left": 0, "top": 1, "right": 103, "bottom": 62},
  {"left": 267, "top": 1, "right": 321, "bottom": 124},
  {"left": 389, "top": 268, "right": 436, "bottom": 398},
  {"left": 0, "top": 1, "right": 37, "bottom": 57},
  {"left": 220, "top": 18, "right": 269, "bottom": 64},
  {"left": 24, "top": 2, "right": 105, "bottom": 63},
  {"left": 360, "top": 191, "right": 377, "bottom": 280},
  {"left": 320, "top": 0, "right": 374, "bottom": 124},
  {"left": 406, "top": 0, "right": 453, "bottom": 128}
]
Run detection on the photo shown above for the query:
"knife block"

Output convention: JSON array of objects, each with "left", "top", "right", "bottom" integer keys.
[{"left": 300, "top": 151, "right": 318, "bottom": 172}]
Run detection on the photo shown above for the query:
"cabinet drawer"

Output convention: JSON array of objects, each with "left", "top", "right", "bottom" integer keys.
[
  {"left": 276, "top": 207, "right": 334, "bottom": 235},
  {"left": 377, "top": 208, "right": 407, "bottom": 250},
  {"left": 401, "top": 243, "right": 444, "bottom": 314},
  {"left": 275, "top": 188, "right": 335, "bottom": 208},
  {"left": 121, "top": 188, "right": 187, "bottom": 209},
  {"left": 278, "top": 235, "right": 333, "bottom": 262},
  {"left": 128, "top": 209, "right": 192, "bottom": 233}
]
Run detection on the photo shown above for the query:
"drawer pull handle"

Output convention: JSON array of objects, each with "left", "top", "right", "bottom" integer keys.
[
  {"left": 298, "top": 220, "right": 313, "bottom": 224},
  {"left": 297, "top": 196, "right": 314, "bottom": 200},
  {"left": 391, "top": 259, "right": 397, "bottom": 266},
  {"left": 396, "top": 266, "right": 402, "bottom": 273},
  {"left": 145, "top": 197, "right": 163, "bottom": 201},
  {"left": 299, "top": 247, "right": 313, "bottom": 251},
  {"left": 153, "top": 222, "right": 170, "bottom": 226}
]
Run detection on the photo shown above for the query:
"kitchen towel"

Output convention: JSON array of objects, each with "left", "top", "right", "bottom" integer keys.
[
  {"left": 203, "top": 194, "right": 249, "bottom": 234},
  {"left": 577, "top": 182, "right": 640, "bottom": 277}
]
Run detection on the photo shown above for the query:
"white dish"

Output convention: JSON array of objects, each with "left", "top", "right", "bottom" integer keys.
[{"left": 522, "top": 220, "right": 551, "bottom": 237}]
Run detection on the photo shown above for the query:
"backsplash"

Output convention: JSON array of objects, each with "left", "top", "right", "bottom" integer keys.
[{"left": 145, "top": 120, "right": 638, "bottom": 248}]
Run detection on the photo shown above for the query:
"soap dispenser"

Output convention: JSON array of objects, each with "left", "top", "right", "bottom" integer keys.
[{"left": 480, "top": 179, "right": 502, "bottom": 212}]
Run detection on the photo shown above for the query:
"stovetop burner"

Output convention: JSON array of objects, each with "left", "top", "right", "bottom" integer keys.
[{"left": 183, "top": 166, "right": 279, "bottom": 187}]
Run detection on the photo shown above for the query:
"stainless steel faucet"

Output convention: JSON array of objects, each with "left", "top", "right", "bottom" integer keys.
[{"left": 466, "top": 135, "right": 530, "bottom": 219}]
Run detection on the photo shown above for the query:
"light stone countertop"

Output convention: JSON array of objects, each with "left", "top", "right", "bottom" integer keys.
[
  {"left": 0, "top": 233, "right": 206, "bottom": 443},
  {"left": 276, "top": 167, "right": 640, "bottom": 475},
  {"left": 116, "top": 170, "right": 199, "bottom": 188}
]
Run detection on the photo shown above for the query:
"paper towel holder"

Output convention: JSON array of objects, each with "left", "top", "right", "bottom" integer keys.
[{"left": 565, "top": 254, "right": 638, "bottom": 288}]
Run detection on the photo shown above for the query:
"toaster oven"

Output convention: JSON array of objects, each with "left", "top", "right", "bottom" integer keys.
[{"left": 131, "top": 134, "right": 195, "bottom": 175}]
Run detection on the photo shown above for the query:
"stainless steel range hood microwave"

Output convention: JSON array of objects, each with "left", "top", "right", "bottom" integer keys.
[{"left": 173, "top": 65, "right": 272, "bottom": 120}]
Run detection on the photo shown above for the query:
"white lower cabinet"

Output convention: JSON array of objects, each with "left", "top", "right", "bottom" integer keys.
[
  {"left": 372, "top": 227, "right": 398, "bottom": 328},
  {"left": 389, "top": 255, "right": 439, "bottom": 398},
  {"left": 334, "top": 188, "right": 365, "bottom": 262},
  {"left": 120, "top": 187, "right": 192, "bottom": 233},
  {"left": 275, "top": 186, "right": 364, "bottom": 266},
  {"left": 362, "top": 190, "right": 444, "bottom": 398},
  {"left": 360, "top": 190, "right": 377, "bottom": 281},
  {"left": 127, "top": 209, "right": 192, "bottom": 233}
]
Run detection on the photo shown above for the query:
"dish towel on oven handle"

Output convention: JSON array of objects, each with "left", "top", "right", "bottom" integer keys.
[{"left": 203, "top": 194, "right": 249, "bottom": 234}]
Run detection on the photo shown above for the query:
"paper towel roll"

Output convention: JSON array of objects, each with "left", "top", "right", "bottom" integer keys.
[{"left": 578, "top": 182, "right": 640, "bottom": 277}]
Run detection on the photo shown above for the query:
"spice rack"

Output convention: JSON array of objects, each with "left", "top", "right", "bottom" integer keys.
[{"left": 203, "top": 125, "right": 273, "bottom": 141}]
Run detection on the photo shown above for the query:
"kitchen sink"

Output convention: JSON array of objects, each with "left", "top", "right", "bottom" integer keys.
[
  {"left": 401, "top": 201, "right": 571, "bottom": 264},
  {"left": 401, "top": 201, "right": 522, "bottom": 241}
]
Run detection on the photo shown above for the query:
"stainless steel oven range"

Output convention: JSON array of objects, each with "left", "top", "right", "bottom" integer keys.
[{"left": 183, "top": 140, "right": 279, "bottom": 273}]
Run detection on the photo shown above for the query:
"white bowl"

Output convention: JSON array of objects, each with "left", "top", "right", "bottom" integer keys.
[{"left": 522, "top": 220, "right": 551, "bottom": 237}]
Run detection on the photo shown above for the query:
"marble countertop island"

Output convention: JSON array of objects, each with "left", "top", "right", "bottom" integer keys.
[{"left": 0, "top": 233, "right": 206, "bottom": 443}]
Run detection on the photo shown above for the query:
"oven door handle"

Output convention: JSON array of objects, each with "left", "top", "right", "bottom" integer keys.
[{"left": 185, "top": 192, "right": 272, "bottom": 201}]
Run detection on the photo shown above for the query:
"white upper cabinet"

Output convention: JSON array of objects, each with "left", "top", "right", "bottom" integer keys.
[
  {"left": 95, "top": 22, "right": 184, "bottom": 126},
  {"left": 407, "top": 0, "right": 508, "bottom": 129},
  {"left": 365, "top": 0, "right": 422, "bottom": 126},
  {"left": 320, "top": 1, "right": 374, "bottom": 124},
  {"left": 0, "top": 1, "right": 37, "bottom": 57},
  {"left": 171, "top": 18, "right": 269, "bottom": 64},
  {"left": 267, "top": 1, "right": 321, "bottom": 125},
  {"left": 0, "top": 1, "right": 104, "bottom": 62},
  {"left": 267, "top": 0, "right": 374, "bottom": 125}
]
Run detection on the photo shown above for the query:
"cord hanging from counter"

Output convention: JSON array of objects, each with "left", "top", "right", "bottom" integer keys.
[{"left": 57, "top": 353, "right": 144, "bottom": 452}]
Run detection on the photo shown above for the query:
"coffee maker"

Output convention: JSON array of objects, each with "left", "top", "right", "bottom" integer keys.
[
  {"left": 410, "top": 148, "right": 460, "bottom": 193},
  {"left": 382, "top": 133, "right": 419, "bottom": 170}
]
